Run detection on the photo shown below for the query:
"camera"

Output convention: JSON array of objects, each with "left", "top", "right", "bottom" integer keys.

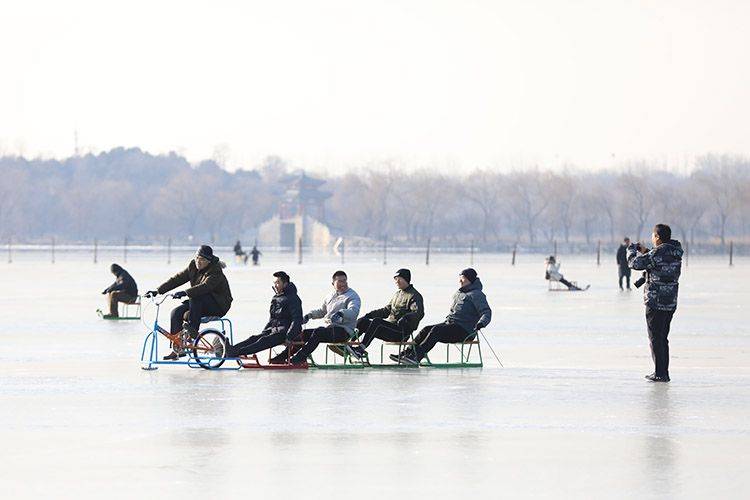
[{"left": 634, "top": 272, "right": 647, "bottom": 288}]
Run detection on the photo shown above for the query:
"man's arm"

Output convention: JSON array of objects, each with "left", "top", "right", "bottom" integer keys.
[
  {"left": 157, "top": 267, "right": 191, "bottom": 294},
  {"left": 338, "top": 292, "right": 361, "bottom": 322},
  {"left": 627, "top": 244, "right": 654, "bottom": 271},
  {"left": 307, "top": 296, "right": 328, "bottom": 320},
  {"left": 286, "top": 297, "right": 304, "bottom": 339},
  {"left": 401, "top": 293, "right": 425, "bottom": 323},
  {"left": 366, "top": 304, "right": 390, "bottom": 319},
  {"left": 471, "top": 292, "right": 492, "bottom": 329},
  {"left": 185, "top": 272, "right": 221, "bottom": 297}
]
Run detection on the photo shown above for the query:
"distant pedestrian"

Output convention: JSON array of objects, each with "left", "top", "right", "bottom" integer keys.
[
  {"left": 251, "top": 245, "right": 262, "bottom": 266},
  {"left": 234, "top": 240, "right": 249, "bottom": 264},
  {"left": 617, "top": 237, "right": 632, "bottom": 290}
]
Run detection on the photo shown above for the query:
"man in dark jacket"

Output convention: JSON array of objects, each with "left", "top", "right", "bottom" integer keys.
[
  {"left": 101, "top": 263, "right": 138, "bottom": 318},
  {"left": 397, "top": 268, "right": 492, "bottom": 365},
  {"left": 345, "top": 268, "right": 424, "bottom": 359},
  {"left": 225, "top": 271, "right": 303, "bottom": 358},
  {"left": 616, "top": 237, "right": 631, "bottom": 290},
  {"left": 145, "top": 245, "right": 233, "bottom": 360},
  {"left": 628, "top": 224, "right": 683, "bottom": 382}
]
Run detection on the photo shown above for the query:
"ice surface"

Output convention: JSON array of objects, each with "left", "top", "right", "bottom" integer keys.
[{"left": 1, "top": 251, "right": 748, "bottom": 498}]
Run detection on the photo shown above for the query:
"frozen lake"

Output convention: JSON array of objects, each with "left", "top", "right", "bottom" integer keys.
[{"left": 1, "top": 250, "right": 749, "bottom": 498}]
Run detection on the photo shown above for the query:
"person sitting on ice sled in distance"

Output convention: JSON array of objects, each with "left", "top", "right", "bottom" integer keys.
[
  {"left": 337, "top": 268, "right": 424, "bottom": 360},
  {"left": 545, "top": 256, "right": 583, "bottom": 291},
  {"left": 101, "top": 263, "right": 138, "bottom": 318},
  {"left": 271, "top": 270, "right": 361, "bottom": 365},
  {"left": 394, "top": 268, "right": 491, "bottom": 365},
  {"left": 224, "top": 271, "right": 303, "bottom": 360},
  {"left": 144, "top": 245, "right": 233, "bottom": 360}
]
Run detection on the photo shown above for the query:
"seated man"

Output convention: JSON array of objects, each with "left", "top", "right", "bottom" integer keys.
[
  {"left": 396, "top": 268, "right": 491, "bottom": 365},
  {"left": 545, "top": 256, "right": 582, "bottom": 291},
  {"left": 145, "top": 245, "right": 233, "bottom": 360},
  {"left": 272, "top": 270, "right": 361, "bottom": 365},
  {"left": 224, "top": 271, "right": 302, "bottom": 359},
  {"left": 345, "top": 268, "right": 424, "bottom": 359},
  {"left": 101, "top": 263, "right": 138, "bottom": 318}
]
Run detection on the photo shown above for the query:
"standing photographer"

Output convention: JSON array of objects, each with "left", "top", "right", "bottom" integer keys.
[{"left": 628, "top": 224, "right": 683, "bottom": 382}]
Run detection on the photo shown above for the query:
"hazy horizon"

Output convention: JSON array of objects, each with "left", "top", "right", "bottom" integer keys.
[{"left": 2, "top": 0, "right": 749, "bottom": 174}]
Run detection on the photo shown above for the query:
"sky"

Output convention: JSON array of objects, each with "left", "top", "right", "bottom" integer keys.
[{"left": 1, "top": 0, "right": 749, "bottom": 174}]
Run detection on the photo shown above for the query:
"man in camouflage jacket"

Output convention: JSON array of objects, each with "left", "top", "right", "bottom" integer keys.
[{"left": 628, "top": 224, "right": 683, "bottom": 382}]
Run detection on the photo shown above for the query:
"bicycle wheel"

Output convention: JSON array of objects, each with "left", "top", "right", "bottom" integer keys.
[{"left": 192, "top": 329, "right": 227, "bottom": 369}]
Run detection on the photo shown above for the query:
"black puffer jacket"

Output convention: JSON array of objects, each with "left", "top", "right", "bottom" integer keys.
[
  {"left": 264, "top": 282, "right": 303, "bottom": 340},
  {"left": 445, "top": 278, "right": 492, "bottom": 333},
  {"left": 628, "top": 240, "right": 683, "bottom": 312},
  {"left": 104, "top": 264, "right": 138, "bottom": 297}
]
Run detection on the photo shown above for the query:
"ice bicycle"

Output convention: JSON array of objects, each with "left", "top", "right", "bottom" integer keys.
[{"left": 140, "top": 293, "right": 235, "bottom": 370}]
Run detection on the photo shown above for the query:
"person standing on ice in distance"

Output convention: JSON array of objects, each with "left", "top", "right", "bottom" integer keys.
[
  {"left": 628, "top": 224, "right": 683, "bottom": 383},
  {"left": 341, "top": 268, "right": 425, "bottom": 360},
  {"left": 617, "top": 237, "right": 632, "bottom": 290},
  {"left": 396, "top": 268, "right": 491, "bottom": 365},
  {"left": 545, "top": 256, "right": 582, "bottom": 290},
  {"left": 144, "top": 245, "right": 233, "bottom": 360},
  {"left": 272, "top": 270, "right": 361, "bottom": 365},
  {"left": 224, "top": 271, "right": 302, "bottom": 359}
]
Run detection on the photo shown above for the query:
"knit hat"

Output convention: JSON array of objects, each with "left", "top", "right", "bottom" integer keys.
[
  {"left": 197, "top": 245, "right": 214, "bottom": 260},
  {"left": 460, "top": 268, "right": 477, "bottom": 282},
  {"left": 393, "top": 268, "right": 411, "bottom": 283}
]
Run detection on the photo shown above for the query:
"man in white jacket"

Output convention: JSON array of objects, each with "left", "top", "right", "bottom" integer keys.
[{"left": 280, "top": 270, "right": 361, "bottom": 365}]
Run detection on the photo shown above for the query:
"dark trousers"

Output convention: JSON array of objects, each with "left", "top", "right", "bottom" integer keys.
[
  {"left": 356, "top": 317, "right": 407, "bottom": 348},
  {"left": 170, "top": 294, "right": 225, "bottom": 334},
  {"left": 108, "top": 291, "right": 136, "bottom": 316},
  {"left": 619, "top": 268, "right": 631, "bottom": 289},
  {"left": 290, "top": 326, "right": 350, "bottom": 363},
  {"left": 645, "top": 307, "right": 674, "bottom": 378},
  {"left": 228, "top": 329, "right": 287, "bottom": 358},
  {"left": 558, "top": 277, "right": 576, "bottom": 290},
  {"left": 410, "top": 322, "right": 473, "bottom": 360}
]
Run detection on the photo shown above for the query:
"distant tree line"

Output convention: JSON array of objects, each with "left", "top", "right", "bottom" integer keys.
[{"left": 1, "top": 148, "right": 748, "bottom": 250}]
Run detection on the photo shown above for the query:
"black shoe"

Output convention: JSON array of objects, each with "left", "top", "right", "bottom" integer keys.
[
  {"left": 389, "top": 353, "right": 401, "bottom": 363},
  {"left": 644, "top": 373, "right": 655, "bottom": 380},
  {"left": 645, "top": 374, "right": 670, "bottom": 382},
  {"left": 269, "top": 353, "right": 288, "bottom": 364},
  {"left": 399, "top": 353, "right": 419, "bottom": 366},
  {"left": 163, "top": 351, "right": 186, "bottom": 361},
  {"left": 347, "top": 345, "right": 367, "bottom": 360}
]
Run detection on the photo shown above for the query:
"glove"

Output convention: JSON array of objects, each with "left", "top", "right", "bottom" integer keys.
[
  {"left": 102, "top": 289, "right": 108, "bottom": 295},
  {"left": 144, "top": 290, "right": 158, "bottom": 298},
  {"left": 331, "top": 311, "right": 343, "bottom": 323},
  {"left": 173, "top": 291, "right": 187, "bottom": 299},
  {"left": 302, "top": 314, "right": 310, "bottom": 325}
]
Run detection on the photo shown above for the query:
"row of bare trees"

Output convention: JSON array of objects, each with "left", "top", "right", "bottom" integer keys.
[
  {"left": 326, "top": 154, "right": 750, "bottom": 248},
  {"left": 1, "top": 149, "right": 748, "bottom": 249}
]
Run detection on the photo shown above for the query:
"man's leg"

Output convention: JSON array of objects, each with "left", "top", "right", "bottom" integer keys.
[
  {"left": 559, "top": 277, "right": 576, "bottom": 290},
  {"left": 414, "top": 323, "right": 470, "bottom": 361},
  {"left": 228, "top": 331, "right": 286, "bottom": 357},
  {"left": 290, "top": 326, "right": 349, "bottom": 363},
  {"left": 361, "top": 318, "right": 405, "bottom": 348},
  {"left": 271, "top": 329, "right": 312, "bottom": 362},
  {"left": 355, "top": 317, "right": 373, "bottom": 338},
  {"left": 618, "top": 270, "right": 624, "bottom": 290},
  {"left": 625, "top": 272, "right": 631, "bottom": 290},
  {"left": 646, "top": 308, "right": 673, "bottom": 378},
  {"left": 185, "top": 294, "right": 224, "bottom": 334},
  {"left": 108, "top": 291, "right": 120, "bottom": 316},
  {"left": 170, "top": 301, "right": 191, "bottom": 334}
]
